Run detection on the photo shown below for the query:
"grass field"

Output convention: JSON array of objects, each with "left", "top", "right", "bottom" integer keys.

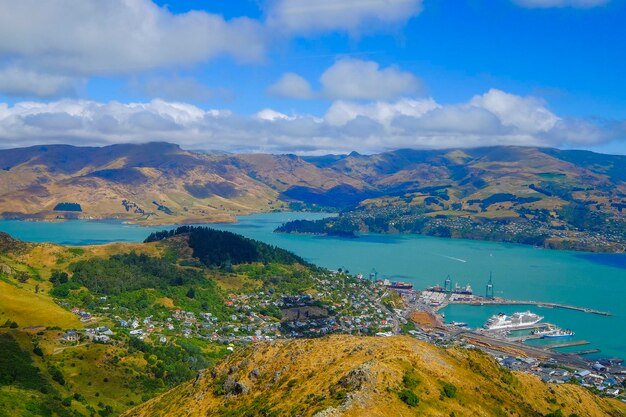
[{"left": 0, "top": 280, "right": 81, "bottom": 328}]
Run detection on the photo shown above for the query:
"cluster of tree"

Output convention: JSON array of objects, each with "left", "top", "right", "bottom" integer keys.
[
  {"left": 127, "top": 336, "right": 219, "bottom": 388},
  {"left": 1, "top": 319, "right": 19, "bottom": 328},
  {"left": 70, "top": 252, "right": 204, "bottom": 295},
  {"left": 557, "top": 203, "right": 609, "bottom": 232},
  {"left": 53, "top": 202, "right": 82, "bottom": 212},
  {"left": 275, "top": 219, "right": 356, "bottom": 237},
  {"left": 144, "top": 226, "right": 307, "bottom": 268},
  {"left": 49, "top": 270, "right": 69, "bottom": 286},
  {"left": 0, "top": 334, "right": 76, "bottom": 417}
]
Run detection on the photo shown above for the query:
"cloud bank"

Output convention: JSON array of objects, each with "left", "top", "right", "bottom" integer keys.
[
  {"left": 0, "top": 89, "right": 619, "bottom": 154},
  {"left": 0, "top": 0, "right": 266, "bottom": 97}
]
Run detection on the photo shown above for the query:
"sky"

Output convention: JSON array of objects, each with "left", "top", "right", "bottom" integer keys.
[{"left": 0, "top": 0, "right": 625, "bottom": 155}]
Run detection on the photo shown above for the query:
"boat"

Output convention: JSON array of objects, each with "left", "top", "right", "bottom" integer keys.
[
  {"left": 542, "top": 329, "right": 575, "bottom": 339},
  {"left": 531, "top": 327, "right": 555, "bottom": 336},
  {"left": 453, "top": 283, "right": 473, "bottom": 295},
  {"left": 484, "top": 311, "right": 543, "bottom": 330},
  {"left": 426, "top": 284, "right": 445, "bottom": 293},
  {"left": 387, "top": 281, "right": 413, "bottom": 290},
  {"left": 451, "top": 321, "right": 468, "bottom": 327}
]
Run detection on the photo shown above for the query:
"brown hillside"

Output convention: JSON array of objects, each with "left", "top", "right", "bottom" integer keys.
[
  {"left": 2, "top": 143, "right": 626, "bottom": 224},
  {"left": 123, "top": 335, "right": 626, "bottom": 417}
]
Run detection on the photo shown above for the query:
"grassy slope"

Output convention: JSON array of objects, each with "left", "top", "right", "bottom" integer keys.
[
  {"left": 0, "top": 233, "right": 307, "bottom": 417},
  {"left": 0, "top": 241, "right": 166, "bottom": 329},
  {"left": 0, "top": 238, "right": 205, "bottom": 417},
  {"left": 0, "top": 281, "right": 80, "bottom": 328},
  {"left": 124, "top": 335, "right": 626, "bottom": 417}
]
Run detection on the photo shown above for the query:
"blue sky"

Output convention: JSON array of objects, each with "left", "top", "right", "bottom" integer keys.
[{"left": 0, "top": 0, "right": 624, "bottom": 154}]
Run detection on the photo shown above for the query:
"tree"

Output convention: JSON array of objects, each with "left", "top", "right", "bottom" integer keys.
[
  {"left": 186, "top": 287, "right": 195, "bottom": 299},
  {"left": 441, "top": 382, "right": 457, "bottom": 398},
  {"left": 398, "top": 389, "right": 419, "bottom": 406},
  {"left": 15, "top": 271, "right": 29, "bottom": 283},
  {"left": 49, "top": 270, "right": 69, "bottom": 286}
]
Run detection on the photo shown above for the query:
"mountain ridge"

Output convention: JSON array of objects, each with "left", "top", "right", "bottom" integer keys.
[
  {"left": 1, "top": 142, "right": 626, "bottom": 250},
  {"left": 123, "top": 335, "right": 626, "bottom": 417}
]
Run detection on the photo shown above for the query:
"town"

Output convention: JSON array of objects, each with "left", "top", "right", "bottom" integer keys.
[{"left": 54, "top": 268, "right": 625, "bottom": 404}]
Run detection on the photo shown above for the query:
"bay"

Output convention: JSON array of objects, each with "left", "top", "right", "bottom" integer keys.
[{"left": 0, "top": 212, "right": 624, "bottom": 359}]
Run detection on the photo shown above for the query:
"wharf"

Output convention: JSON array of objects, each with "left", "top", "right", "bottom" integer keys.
[
  {"left": 563, "top": 349, "right": 601, "bottom": 356},
  {"left": 544, "top": 340, "right": 590, "bottom": 350},
  {"left": 461, "top": 297, "right": 612, "bottom": 316}
]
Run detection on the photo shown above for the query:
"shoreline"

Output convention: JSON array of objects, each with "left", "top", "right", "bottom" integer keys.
[{"left": 276, "top": 229, "right": 626, "bottom": 254}]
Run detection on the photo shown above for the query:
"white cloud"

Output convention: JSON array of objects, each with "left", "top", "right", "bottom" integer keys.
[
  {"left": 0, "top": 0, "right": 266, "bottom": 97},
  {"left": 321, "top": 59, "right": 421, "bottom": 100},
  {"left": 270, "top": 59, "right": 421, "bottom": 101},
  {"left": 255, "top": 109, "right": 292, "bottom": 121},
  {"left": 267, "top": 73, "right": 314, "bottom": 99},
  {"left": 469, "top": 89, "right": 559, "bottom": 133},
  {"left": 325, "top": 98, "right": 438, "bottom": 126},
  {"left": 264, "top": 0, "right": 423, "bottom": 35},
  {"left": 512, "top": 0, "right": 609, "bottom": 8},
  {"left": 0, "top": 90, "right": 620, "bottom": 154}
]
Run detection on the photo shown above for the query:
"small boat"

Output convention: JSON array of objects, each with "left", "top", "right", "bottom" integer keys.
[
  {"left": 542, "top": 329, "right": 575, "bottom": 339},
  {"left": 451, "top": 321, "right": 468, "bottom": 327}
]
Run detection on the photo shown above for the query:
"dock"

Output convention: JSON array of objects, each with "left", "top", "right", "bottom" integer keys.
[
  {"left": 544, "top": 340, "right": 590, "bottom": 350},
  {"left": 563, "top": 349, "right": 601, "bottom": 356},
  {"left": 461, "top": 298, "right": 612, "bottom": 316}
]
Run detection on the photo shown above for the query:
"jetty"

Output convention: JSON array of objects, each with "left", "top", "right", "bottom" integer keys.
[
  {"left": 563, "top": 349, "right": 601, "bottom": 356},
  {"left": 454, "top": 297, "right": 612, "bottom": 316},
  {"left": 544, "top": 340, "right": 590, "bottom": 350}
]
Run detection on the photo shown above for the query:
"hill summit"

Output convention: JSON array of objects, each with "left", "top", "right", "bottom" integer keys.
[{"left": 123, "top": 335, "right": 626, "bottom": 417}]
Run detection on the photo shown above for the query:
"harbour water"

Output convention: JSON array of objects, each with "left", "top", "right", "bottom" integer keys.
[{"left": 1, "top": 212, "right": 625, "bottom": 358}]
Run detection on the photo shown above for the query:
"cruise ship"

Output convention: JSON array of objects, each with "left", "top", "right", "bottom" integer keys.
[{"left": 483, "top": 311, "right": 543, "bottom": 330}]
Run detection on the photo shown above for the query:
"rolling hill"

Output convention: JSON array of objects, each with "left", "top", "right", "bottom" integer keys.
[{"left": 2, "top": 143, "right": 626, "bottom": 249}]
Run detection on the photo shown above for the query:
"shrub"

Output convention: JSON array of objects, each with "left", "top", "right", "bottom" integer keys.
[
  {"left": 398, "top": 389, "right": 419, "bottom": 407},
  {"left": 441, "top": 382, "right": 457, "bottom": 398},
  {"left": 48, "top": 366, "right": 65, "bottom": 386},
  {"left": 403, "top": 370, "right": 420, "bottom": 389}
]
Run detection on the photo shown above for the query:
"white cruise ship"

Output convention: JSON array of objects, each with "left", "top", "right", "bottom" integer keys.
[{"left": 483, "top": 311, "right": 543, "bottom": 330}]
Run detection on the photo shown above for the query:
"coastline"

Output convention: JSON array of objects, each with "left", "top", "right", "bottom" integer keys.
[{"left": 274, "top": 228, "right": 626, "bottom": 254}]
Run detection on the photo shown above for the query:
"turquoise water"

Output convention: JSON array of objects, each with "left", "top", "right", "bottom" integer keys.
[{"left": 1, "top": 212, "right": 625, "bottom": 358}]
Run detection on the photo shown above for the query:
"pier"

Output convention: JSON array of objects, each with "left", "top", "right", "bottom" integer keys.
[
  {"left": 544, "top": 340, "right": 590, "bottom": 350},
  {"left": 459, "top": 298, "right": 611, "bottom": 316},
  {"left": 563, "top": 349, "right": 601, "bottom": 356}
]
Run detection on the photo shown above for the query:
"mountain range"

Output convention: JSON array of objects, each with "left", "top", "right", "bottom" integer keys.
[{"left": 1, "top": 143, "right": 626, "bottom": 249}]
